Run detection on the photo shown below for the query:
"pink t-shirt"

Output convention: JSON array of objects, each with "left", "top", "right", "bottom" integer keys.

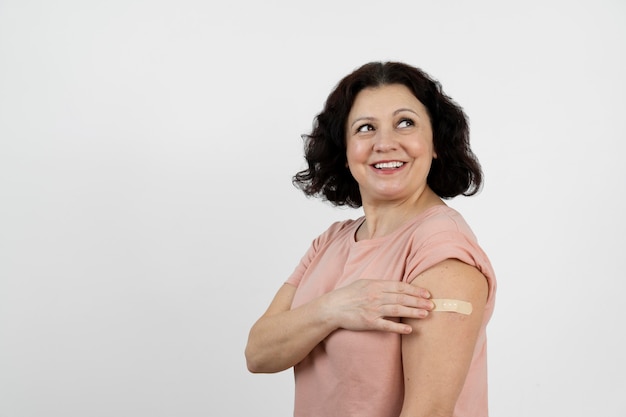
[{"left": 286, "top": 205, "right": 496, "bottom": 417}]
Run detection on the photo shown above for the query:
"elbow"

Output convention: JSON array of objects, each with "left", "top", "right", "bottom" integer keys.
[
  {"left": 245, "top": 355, "right": 263, "bottom": 374},
  {"left": 245, "top": 345, "right": 274, "bottom": 374},
  {"left": 245, "top": 356, "right": 283, "bottom": 374},
  {"left": 245, "top": 328, "right": 264, "bottom": 373},
  {"left": 245, "top": 345, "right": 290, "bottom": 374},
  {"left": 245, "top": 345, "right": 263, "bottom": 373},
  {"left": 246, "top": 361, "right": 262, "bottom": 374}
]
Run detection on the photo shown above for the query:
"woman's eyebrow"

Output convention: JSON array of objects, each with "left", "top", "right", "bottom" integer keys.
[
  {"left": 349, "top": 108, "right": 422, "bottom": 129},
  {"left": 393, "top": 108, "right": 421, "bottom": 118},
  {"left": 349, "top": 116, "right": 375, "bottom": 129}
]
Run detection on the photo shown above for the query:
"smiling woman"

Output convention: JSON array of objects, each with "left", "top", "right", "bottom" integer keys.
[
  {"left": 345, "top": 84, "right": 436, "bottom": 220},
  {"left": 245, "top": 61, "right": 496, "bottom": 417}
]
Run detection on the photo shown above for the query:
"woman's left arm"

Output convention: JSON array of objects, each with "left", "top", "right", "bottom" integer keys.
[{"left": 399, "top": 258, "right": 488, "bottom": 417}]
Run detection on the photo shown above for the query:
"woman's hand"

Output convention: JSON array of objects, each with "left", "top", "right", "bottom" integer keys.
[
  {"left": 246, "top": 279, "right": 433, "bottom": 373},
  {"left": 323, "top": 279, "right": 434, "bottom": 334}
]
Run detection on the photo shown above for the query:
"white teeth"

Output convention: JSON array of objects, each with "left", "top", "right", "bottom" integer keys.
[{"left": 374, "top": 161, "right": 404, "bottom": 169}]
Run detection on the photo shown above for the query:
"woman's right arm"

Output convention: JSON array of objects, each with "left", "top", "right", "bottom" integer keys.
[
  {"left": 245, "top": 283, "right": 336, "bottom": 373},
  {"left": 245, "top": 280, "right": 434, "bottom": 373}
]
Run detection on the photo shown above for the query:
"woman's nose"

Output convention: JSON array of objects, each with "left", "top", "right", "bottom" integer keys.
[{"left": 372, "top": 129, "right": 398, "bottom": 151}]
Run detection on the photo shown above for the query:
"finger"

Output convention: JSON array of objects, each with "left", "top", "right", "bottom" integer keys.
[
  {"left": 385, "top": 293, "right": 434, "bottom": 310},
  {"left": 385, "top": 281, "right": 431, "bottom": 299},
  {"left": 382, "top": 304, "right": 430, "bottom": 320},
  {"left": 376, "top": 317, "right": 414, "bottom": 334}
]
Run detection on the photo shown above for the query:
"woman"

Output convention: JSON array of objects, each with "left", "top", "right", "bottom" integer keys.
[{"left": 245, "top": 61, "right": 496, "bottom": 417}]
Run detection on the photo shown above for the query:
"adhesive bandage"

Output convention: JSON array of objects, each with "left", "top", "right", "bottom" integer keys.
[{"left": 431, "top": 299, "right": 473, "bottom": 315}]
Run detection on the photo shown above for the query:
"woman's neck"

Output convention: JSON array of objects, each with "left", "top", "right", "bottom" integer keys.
[{"left": 357, "top": 188, "right": 444, "bottom": 241}]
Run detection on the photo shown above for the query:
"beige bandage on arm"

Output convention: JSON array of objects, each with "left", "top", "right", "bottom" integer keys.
[{"left": 431, "top": 299, "right": 473, "bottom": 315}]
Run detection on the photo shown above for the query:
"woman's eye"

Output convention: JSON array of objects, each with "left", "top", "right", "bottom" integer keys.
[
  {"left": 398, "top": 118, "right": 414, "bottom": 128},
  {"left": 356, "top": 124, "right": 374, "bottom": 133}
]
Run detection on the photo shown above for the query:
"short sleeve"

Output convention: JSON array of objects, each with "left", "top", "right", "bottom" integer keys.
[
  {"left": 285, "top": 219, "right": 358, "bottom": 287},
  {"left": 405, "top": 230, "right": 492, "bottom": 282},
  {"left": 285, "top": 238, "right": 319, "bottom": 287},
  {"left": 404, "top": 216, "right": 496, "bottom": 308}
]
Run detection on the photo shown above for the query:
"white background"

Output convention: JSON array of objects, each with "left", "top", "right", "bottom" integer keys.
[{"left": 1, "top": 1, "right": 625, "bottom": 416}]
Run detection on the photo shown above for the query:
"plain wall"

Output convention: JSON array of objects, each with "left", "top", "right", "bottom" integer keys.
[{"left": 1, "top": 0, "right": 625, "bottom": 416}]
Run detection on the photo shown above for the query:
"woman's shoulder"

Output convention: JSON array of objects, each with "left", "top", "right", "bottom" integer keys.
[
  {"left": 410, "top": 205, "right": 477, "bottom": 241},
  {"left": 328, "top": 216, "right": 363, "bottom": 231},
  {"left": 312, "top": 216, "right": 363, "bottom": 246}
]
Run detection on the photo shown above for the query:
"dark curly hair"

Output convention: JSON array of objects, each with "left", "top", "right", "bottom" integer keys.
[{"left": 293, "top": 61, "right": 483, "bottom": 208}]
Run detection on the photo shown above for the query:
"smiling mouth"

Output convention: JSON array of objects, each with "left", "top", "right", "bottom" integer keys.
[{"left": 373, "top": 161, "right": 404, "bottom": 169}]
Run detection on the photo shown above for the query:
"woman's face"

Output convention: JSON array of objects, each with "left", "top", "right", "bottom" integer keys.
[{"left": 345, "top": 84, "right": 435, "bottom": 205}]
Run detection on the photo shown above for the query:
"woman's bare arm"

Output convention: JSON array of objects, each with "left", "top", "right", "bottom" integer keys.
[
  {"left": 245, "top": 283, "right": 336, "bottom": 373},
  {"left": 399, "top": 259, "right": 488, "bottom": 417}
]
